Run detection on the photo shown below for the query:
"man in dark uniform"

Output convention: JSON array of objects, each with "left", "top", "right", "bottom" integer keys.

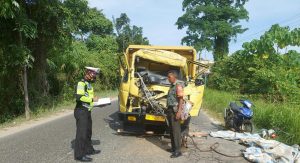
[
  {"left": 166, "top": 70, "right": 184, "bottom": 158},
  {"left": 74, "top": 67, "right": 101, "bottom": 162}
]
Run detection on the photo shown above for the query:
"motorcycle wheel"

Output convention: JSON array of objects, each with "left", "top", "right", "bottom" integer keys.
[{"left": 241, "top": 120, "right": 253, "bottom": 133}]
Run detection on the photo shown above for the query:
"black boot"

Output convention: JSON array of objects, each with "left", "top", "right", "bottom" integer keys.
[
  {"left": 170, "top": 152, "right": 182, "bottom": 158},
  {"left": 166, "top": 148, "right": 174, "bottom": 153},
  {"left": 75, "top": 156, "right": 93, "bottom": 162},
  {"left": 87, "top": 149, "right": 101, "bottom": 155}
]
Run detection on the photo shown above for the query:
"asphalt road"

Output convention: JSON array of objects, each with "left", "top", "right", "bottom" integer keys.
[{"left": 0, "top": 100, "right": 248, "bottom": 163}]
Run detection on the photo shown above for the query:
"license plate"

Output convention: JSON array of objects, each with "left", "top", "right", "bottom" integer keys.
[{"left": 145, "top": 114, "right": 165, "bottom": 122}]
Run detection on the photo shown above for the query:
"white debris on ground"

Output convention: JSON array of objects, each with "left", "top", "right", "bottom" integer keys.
[
  {"left": 210, "top": 130, "right": 300, "bottom": 163},
  {"left": 243, "top": 147, "right": 273, "bottom": 163}
]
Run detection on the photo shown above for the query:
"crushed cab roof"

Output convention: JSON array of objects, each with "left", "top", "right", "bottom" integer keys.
[{"left": 133, "top": 49, "right": 187, "bottom": 68}]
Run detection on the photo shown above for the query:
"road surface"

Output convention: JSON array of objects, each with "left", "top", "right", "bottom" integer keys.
[{"left": 0, "top": 100, "right": 248, "bottom": 163}]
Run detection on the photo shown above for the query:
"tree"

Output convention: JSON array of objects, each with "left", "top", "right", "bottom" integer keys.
[
  {"left": 209, "top": 24, "right": 300, "bottom": 102},
  {"left": 176, "top": 0, "right": 249, "bottom": 61},
  {"left": 86, "top": 35, "right": 119, "bottom": 89},
  {"left": 63, "top": 0, "right": 113, "bottom": 39},
  {"left": 82, "top": 8, "right": 113, "bottom": 36},
  {"left": 114, "top": 13, "right": 130, "bottom": 36},
  {"left": 0, "top": 0, "right": 37, "bottom": 120},
  {"left": 47, "top": 1, "right": 118, "bottom": 95},
  {"left": 0, "top": 0, "right": 137, "bottom": 123},
  {"left": 114, "top": 13, "right": 149, "bottom": 52}
]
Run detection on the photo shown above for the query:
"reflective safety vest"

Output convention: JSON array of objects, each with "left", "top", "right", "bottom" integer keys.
[{"left": 75, "top": 80, "right": 94, "bottom": 111}]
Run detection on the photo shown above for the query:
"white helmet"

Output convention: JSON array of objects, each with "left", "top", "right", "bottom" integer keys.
[{"left": 85, "top": 66, "right": 100, "bottom": 74}]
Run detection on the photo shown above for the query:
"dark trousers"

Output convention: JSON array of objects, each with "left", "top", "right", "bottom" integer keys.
[
  {"left": 74, "top": 107, "right": 94, "bottom": 159},
  {"left": 87, "top": 111, "right": 93, "bottom": 152},
  {"left": 167, "top": 107, "right": 181, "bottom": 153}
]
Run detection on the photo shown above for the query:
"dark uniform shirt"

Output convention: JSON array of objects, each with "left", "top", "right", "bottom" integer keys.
[{"left": 167, "top": 80, "right": 184, "bottom": 112}]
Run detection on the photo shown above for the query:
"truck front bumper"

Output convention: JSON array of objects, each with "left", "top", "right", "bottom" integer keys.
[{"left": 118, "top": 112, "right": 167, "bottom": 125}]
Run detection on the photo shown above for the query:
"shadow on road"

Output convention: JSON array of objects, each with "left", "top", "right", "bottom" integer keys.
[
  {"left": 104, "top": 111, "right": 145, "bottom": 134},
  {"left": 103, "top": 111, "right": 173, "bottom": 152},
  {"left": 144, "top": 136, "right": 171, "bottom": 152},
  {"left": 70, "top": 139, "right": 101, "bottom": 149},
  {"left": 100, "top": 108, "right": 248, "bottom": 162},
  {"left": 103, "top": 111, "right": 122, "bottom": 131},
  {"left": 210, "top": 122, "right": 224, "bottom": 130}
]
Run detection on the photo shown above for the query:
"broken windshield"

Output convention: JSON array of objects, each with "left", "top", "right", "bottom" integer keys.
[{"left": 134, "top": 57, "right": 185, "bottom": 86}]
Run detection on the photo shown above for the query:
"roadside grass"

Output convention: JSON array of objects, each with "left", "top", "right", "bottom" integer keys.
[
  {"left": 203, "top": 88, "right": 300, "bottom": 145},
  {"left": 0, "top": 100, "right": 74, "bottom": 129},
  {"left": 0, "top": 89, "right": 118, "bottom": 129}
]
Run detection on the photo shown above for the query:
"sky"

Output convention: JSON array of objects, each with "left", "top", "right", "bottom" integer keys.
[{"left": 88, "top": 0, "right": 300, "bottom": 60}]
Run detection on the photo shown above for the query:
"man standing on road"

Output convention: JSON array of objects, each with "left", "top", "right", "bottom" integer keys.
[
  {"left": 74, "top": 67, "right": 101, "bottom": 162},
  {"left": 166, "top": 70, "right": 184, "bottom": 158}
]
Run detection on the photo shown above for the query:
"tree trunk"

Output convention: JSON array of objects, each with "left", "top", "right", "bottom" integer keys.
[
  {"left": 23, "top": 65, "right": 30, "bottom": 120},
  {"left": 213, "top": 36, "right": 229, "bottom": 62},
  {"left": 32, "top": 36, "right": 49, "bottom": 97},
  {"left": 18, "top": 24, "right": 31, "bottom": 120}
]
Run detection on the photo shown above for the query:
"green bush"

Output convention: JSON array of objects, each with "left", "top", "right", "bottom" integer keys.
[{"left": 209, "top": 25, "right": 300, "bottom": 104}]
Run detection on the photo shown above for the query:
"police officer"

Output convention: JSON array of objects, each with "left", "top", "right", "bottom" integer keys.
[
  {"left": 74, "top": 67, "right": 101, "bottom": 162},
  {"left": 166, "top": 70, "right": 184, "bottom": 158}
]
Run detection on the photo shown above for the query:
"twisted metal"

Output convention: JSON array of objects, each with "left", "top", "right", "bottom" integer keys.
[{"left": 135, "top": 72, "right": 168, "bottom": 125}]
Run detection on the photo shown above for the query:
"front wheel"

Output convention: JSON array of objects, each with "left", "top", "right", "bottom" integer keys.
[{"left": 241, "top": 120, "right": 253, "bottom": 133}]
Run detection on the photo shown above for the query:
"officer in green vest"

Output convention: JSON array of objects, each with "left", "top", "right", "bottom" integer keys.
[
  {"left": 166, "top": 70, "right": 184, "bottom": 158},
  {"left": 74, "top": 67, "right": 101, "bottom": 162}
]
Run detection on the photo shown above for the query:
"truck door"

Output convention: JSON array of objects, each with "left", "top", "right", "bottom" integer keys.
[
  {"left": 118, "top": 53, "right": 130, "bottom": 113},
  {"left": 187, "top": 60, "right": 209, "bottom": 116},
  {"left": 188, "top": 82, "right": 205, "bottom": 116}
]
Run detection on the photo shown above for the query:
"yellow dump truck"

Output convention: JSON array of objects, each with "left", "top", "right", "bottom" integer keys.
[{"left": 118, "top": 45, "right": 207, "bottom": 131}]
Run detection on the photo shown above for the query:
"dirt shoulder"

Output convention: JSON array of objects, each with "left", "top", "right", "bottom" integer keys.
[{"left": 187, "top": 110, "right": 247, "bottom": 162}]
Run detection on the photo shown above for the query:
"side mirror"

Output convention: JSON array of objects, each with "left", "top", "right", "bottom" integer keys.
[{"left": 195, "top": 78, "right": 205, "bottom": 86}]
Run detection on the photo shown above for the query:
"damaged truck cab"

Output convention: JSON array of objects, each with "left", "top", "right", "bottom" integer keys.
[{"left": 118, "top": 45, "right": 207, "bottom": 129}]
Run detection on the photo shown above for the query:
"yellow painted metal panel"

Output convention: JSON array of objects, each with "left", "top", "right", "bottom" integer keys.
[
  {"left": 129, "top": 78, "right": 139, "bottom": 97},
  {"left": 127, "top": 45, "right": 195, "bottom": 51},
  {"left": 134, "top": 49, "right": 187, "bottom": 68},
  {"left": 128, "top": 116, "right": 136, "bottom": 121},
  {"left": 187, "top": 85, "right": 204, "bottom": 116},
  {"left": 145, "top": 114, "right": 165, "bottom": 122},
  {"left": 126, "top": 45, "right": 197, "bottom": 78},
  {"left": 120, "top": 105, "right": 126, "bottom": 113}
]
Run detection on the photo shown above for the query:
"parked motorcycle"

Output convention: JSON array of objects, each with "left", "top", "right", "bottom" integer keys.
[{"left": 224, "top": 100, "right": 254, "bottom": 133}]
